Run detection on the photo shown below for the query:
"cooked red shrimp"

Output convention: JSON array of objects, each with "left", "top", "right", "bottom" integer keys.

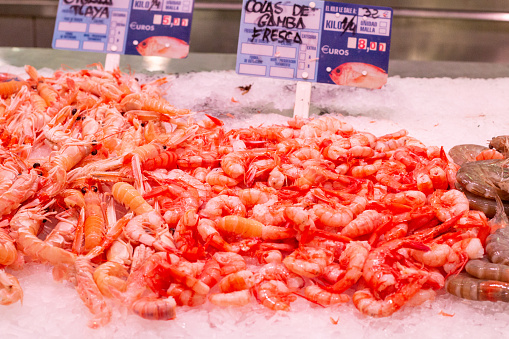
[
  {"left": 196, "top": 218, "right": 233, "bottom": 252},
  {"left": 429, "top": 189, "right": 469, "bottom": 222},
  {"left": 304, "top": 285, "right": 349, "bottom": 306},
  {"left": 0, "top": 269, "right": 23, "bottom": 306},
  {"left": 216, "top": 215, "right": 295, "bottom": 240},
  {"left": 199, "top": 257, "right": 221, "bottom": 288},
  {"left": 312, "top": 203, "right": 355, "bottom": 229},
  {"left": 341, "top": 210, "right": 385, "bottom": 238},
  {"left": 213, "top": 252, "right": 247, "bottom": 275},
  {"left": 254, "top": 279, "right": 296, "bottom": 311},
  {"left": 167, "top": 283, "right": 207, "bottom": 307},
  {"left": 330, "top": 241, "right": 370, "bottom": 293},
  {"left": 205, "top": 168, "right": 239, "bottom": 187},
  {"left": 353, "top": 271, "right": 428, "bottom": 317},
  {"left": 209, "top": 289, "right": 251, "bottom": 307},
  {"left": 131, "top": 296, "right": 177, "bottom": 320},
  {"left": 218, "top": 269, "right": 255, "bottom": 293},
  {"left": 0, "top": 228, "right": 17, "bottom": 266},
  {"left": 199, "top": 195, "right": 246, "bottom": 221},
  {"left": 93, "top": 261, "right": 129, "bottom": 298},
  {"left": 475, "top": 148, "right": 504, "bottom": 161},
  {"left": 283, "top": 246, "right": 332, "bottom": 278},
  {"left": 300, "top": 116, "right": 354, "bottom": 138}
]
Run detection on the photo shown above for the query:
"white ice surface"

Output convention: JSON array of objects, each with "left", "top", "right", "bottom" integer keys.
[{"left": 1, "top": 66, "right": 509, "bottom": 338}]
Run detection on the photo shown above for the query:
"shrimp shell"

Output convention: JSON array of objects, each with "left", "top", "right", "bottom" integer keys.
[
  {"left": 10, "top": 203, "right": 76, "bottom": 265},
  {"left": 218, "top": 270, "right": 255, "bottom": 293},
  {"left": 131, "top": 296, "right": 177, "bottom": 320},
  {"left": 489, "top": 135, "right": 509, "bottom": 157},
  {"left": 112, "top": 182, "right": 154, "bottom": 215},
  {"left": 0, "top": 73, "right": 25, "bottom": 98},
  {"left": 208, "top": 289, "right": 251, "bottom": 307},
  {"left": 465, "top": 259, "right": 509, "bottom": 283},
  {"left": 446, "top": 273, "right": 509, "bottom": 302},
  {"left": 93, "top": 261, "right": 129, "bottom": 298},
  {"left": 304, "top": 285, "right": 349, "bottom": 306},
  {"left": 216, "top": 215, "right": 263, "bottom": 238},
  {"left": 0, "top": 228, "right": 17, "bottom": 266},
  {"left": 448, "top": 144, "right": 488, "bottom": 167},
  {"left": 456, "top": 159, "right": 509, "bottom": 200},
  {"left": 486, "top": 227, "right": 509, "bottom": 265},
  {"left": 83, "top": 191, "right": 105, "bottom": 252},
  {"left": 0, "top": 269, "right": 23, "bottom": 305},
  {"left": 74, "top": 256, "right": 112, "bottom": 328}
]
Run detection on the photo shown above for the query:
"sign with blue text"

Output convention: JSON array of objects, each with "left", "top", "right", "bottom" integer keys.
[
  {"left": 236, "top": 0, "right": 392, "bottom": 89},
  {"left": 52, "top": 0, "right": 194, "bottom": 58}
]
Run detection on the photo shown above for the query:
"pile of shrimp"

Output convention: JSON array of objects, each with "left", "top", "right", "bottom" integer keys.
[
  {"left": 444, "top": 138, "right": 509, "bottom": 302},
  {"left": 0, "top": 65, "right": 495, "bottom": 327}
]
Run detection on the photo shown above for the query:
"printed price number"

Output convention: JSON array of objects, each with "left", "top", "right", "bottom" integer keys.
[
  {"left": 357, "top": 39, "right": 386, "bottom": 52},
  {"left": 163, "top": 15, "right": 172, "bottom": 25},
  {"left": 358, "top": 38, "right": 367, "bottom": 49}
]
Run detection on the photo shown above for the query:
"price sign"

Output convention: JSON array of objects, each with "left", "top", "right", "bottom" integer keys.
[
  {"left": 52, "top": 0, "right": 194, "bottom": 58},
  {"left": 236, "top": 0, "right": 392, "bottom": 89}
]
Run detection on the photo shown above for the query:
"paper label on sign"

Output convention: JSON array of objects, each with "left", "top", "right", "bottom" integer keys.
[
  {"left": 52, "top": 0, "right": 194, "bottom": 59},
  {"left": 236, "top": 0, "right": 392, "bottom": 89}
]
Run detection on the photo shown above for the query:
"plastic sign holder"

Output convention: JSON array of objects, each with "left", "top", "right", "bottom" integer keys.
[
  {"left": 235, "top": 0, "right": 393, "bottom": 118},
  {"left": 52, "top": 0, "right": 195, "bottom": 70}
]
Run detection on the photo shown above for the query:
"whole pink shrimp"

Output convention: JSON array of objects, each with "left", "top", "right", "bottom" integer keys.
[
  {"left": 0, "top": 170, "right": 39, "bottom": 217},
  {"left": 329, "top": 241, "right": 371, "bottom": 293},
  {"left": 10, "top": 200, "right": 76, "bottom": 266},
  {"left": 209, "top": 289, "right": 251, "bottom": 307},
  {"left": 304, "top": 285, "right": 349, "bottom": 306},
  {"left": 353, "top": 271, "right": 429, "bottom": 317},
  {"left": 74, "top": 256, "right": 112, "bottom": 328},
  {"left": 254, "top": 279, "right": 296, "bottom": 311},
  {"left": 283, "top": 246, "right": 333, "bottom": 278},
  {"left": 124, "top": 210, "right": 175, "bottom": 252},
  {"left": 429, "top": 189, "right": 470, "bottom": 222},
  {"left": 0, "top": 269, "right": 23, "bottom": 305}
]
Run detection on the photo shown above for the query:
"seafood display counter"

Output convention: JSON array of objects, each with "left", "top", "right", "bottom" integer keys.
[
  {"left": 3, "top": 47, "right": 509, "bottom": 78},
  {"left": 2, "top": 47, "right": 509, "bottom": 338}
]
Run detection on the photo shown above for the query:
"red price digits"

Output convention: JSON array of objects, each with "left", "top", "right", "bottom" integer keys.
[
  {"left": 356, "top": 39, "right": 386, "bottom": 52},
  {"left": 163, "top": 15, "right": 172, "bottom": 25}
]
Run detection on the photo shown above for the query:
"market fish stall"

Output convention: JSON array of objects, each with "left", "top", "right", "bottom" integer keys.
[{"left": 1, "top": 50, "right": 509, "bottom": 338}]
